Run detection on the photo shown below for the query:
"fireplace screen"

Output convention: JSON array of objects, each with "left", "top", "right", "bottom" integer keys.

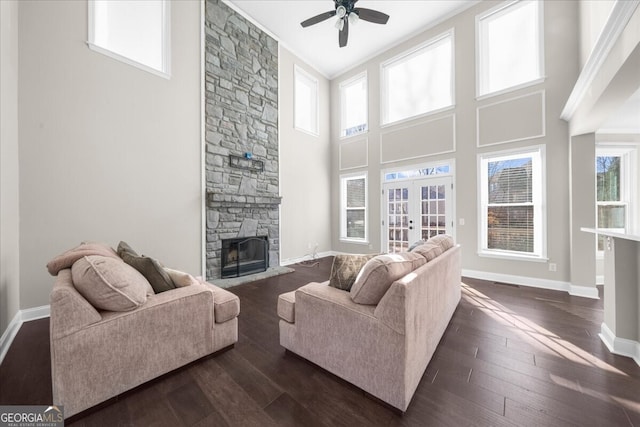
[{"left": 221, "top": 236, "right": 269, "bottom": 278}]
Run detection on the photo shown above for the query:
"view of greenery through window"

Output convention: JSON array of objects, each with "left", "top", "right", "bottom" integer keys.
[
  {"left": 596, "top": 156, "right": 625, "bottom": 250},
  {"left": 487, "top": 157, "right": 534, "bottom": 253}
]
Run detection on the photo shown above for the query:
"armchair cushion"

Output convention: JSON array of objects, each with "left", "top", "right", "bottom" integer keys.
[
  {"left": 118, "top": 241, "right": 175, "bottom": 293},
  {"left": 196, "top": 278, "right": 240, "bottom": 323},
  {"left": 47, "top": 242, "right": 120, "bottom": 276},
  {"left": 278, "top": 290, "right": 296, "bottom": 323},
  {"left": 71, "top": 256, "right": 150, "bottom": 311}
]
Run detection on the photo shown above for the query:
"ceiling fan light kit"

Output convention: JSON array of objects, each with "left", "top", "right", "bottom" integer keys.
[{"left": 300, "top": 0, "right": 390, "bottom": 48}]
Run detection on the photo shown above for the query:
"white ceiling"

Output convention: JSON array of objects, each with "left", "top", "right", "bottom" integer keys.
[{"left": 226, "top": 0, "right": 477, "bottom": 79}]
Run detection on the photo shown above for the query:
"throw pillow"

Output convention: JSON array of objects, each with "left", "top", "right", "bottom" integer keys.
[
  {"left": 350, "top": 253, "right": 417, "bottom": 305},
  {"left": 47, "top": 242, "right": 120, "bottom": 276},
  {"left": 328, "top": 254, "right": 378, "bottom": 291},
  {"left": 118, "top": 241, "right": 176, "bottom": 293},
  {"left": 163, "top": 267, "right": 198, "bottom": 288},
  {"left": 71, "top": 255, "right": 149, "bottom": 311}
]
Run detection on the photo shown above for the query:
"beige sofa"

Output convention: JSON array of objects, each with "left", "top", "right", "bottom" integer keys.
[
  {"left": 278, "top": 240, "right": 461, "bottom": 412},
  {"left": 50, "top": 269, "right": 239, "bottom": 418}
]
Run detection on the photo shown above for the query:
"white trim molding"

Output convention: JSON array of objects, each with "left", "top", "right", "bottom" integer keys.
[
  {"left": 560, "top": 0, "right": 640, "bottom": 122},
  {"left": 0, "top": 305, "right": 51, "bottom": 365},
  {"left": 599, "top": 322, "right": 640, "bottom": 367},
  {"left": 281, "top": 251, "right": 339, "bottom": 266},
  {"left": 462, "top": 269, "right": 600, "bottom": 299}
]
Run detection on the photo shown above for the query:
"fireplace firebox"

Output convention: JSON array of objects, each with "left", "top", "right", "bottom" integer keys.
[{"left": 221, "top": 236, "right": 269, "bottom": 278}]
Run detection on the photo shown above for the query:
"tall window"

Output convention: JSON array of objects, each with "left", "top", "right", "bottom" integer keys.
[
  {"left": 381, "top": 31, "right": 453, "bottom": 125},
  {"left": 294, "top": 65, "right": 319, "bottom": 136},
  {"left": 596, "top": 147, "right": 637, "bottom": 251},
  {"left": 88, "top": 0, "right": 170, "bottom": 77},
  {"left": 341, "top": 173, "right": 368, "bottom": 242},
  {"left": 477, "top": 0, "right": 543, "bottom": 97},
  {"left": 479, "top": 146, "right": 546, "bottom": 259},
  {"left": 340, "top": 72, "right": 368, "bottom": 137}
]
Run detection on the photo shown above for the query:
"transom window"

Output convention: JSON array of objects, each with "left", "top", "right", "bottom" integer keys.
[
  {"left": 477, "top": 0, "right": 543, "bottom": 97},
  {"left": 479, "top": 146, "right": 546, "bottom": 260},
  {"left": 88, "top": 0, "right": 170, "bottom": 78},
  {"left": 294, "top": 65, "right": 319, "bottom": 136},
  {"left": 384, "top": 164, "right": 451, "bottom": 182},
  {"left": 340, "top": 173, "right": 368, "bottom": 242},
  {"left": 340, "top": 72, "right": 368, "bottom": 138},
  {"left": 381, "top": 30, "right": 454, "bottom": 125}
]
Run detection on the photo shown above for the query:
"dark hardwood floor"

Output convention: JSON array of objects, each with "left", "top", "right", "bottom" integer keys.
[{"left": 1, "top": 256, "right": 639, "bottom": 426}]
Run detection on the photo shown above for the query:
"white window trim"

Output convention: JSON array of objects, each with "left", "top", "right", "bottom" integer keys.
[
  {"left": 87, "top": 0, "right": 171, "bottom": 79},
  {"left": 595, "top": 144, "right": 638, "bottom": 258},
  {"left": 380, "top": 29, "right": 455, "bottom": 127},
  {"left": 477, "top": 145, "right": 547, "bottom": 261},
  {"left": 339, "top": 71, "right": 368, "bottom": 139},
  {"left": 340, "top": 172, "right": 369, "bottom": 244},
  {"left": 293, "top": 64, "right": 320, "bottom": 137},
  {"left": 475, "top": 0, "right": 545, "bottom": 99}
]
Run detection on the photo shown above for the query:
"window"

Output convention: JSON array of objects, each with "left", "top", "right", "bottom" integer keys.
[
  {"left": 477, "top": 1, "right": 543, "bottom": 97},
  {"left": 294, "top": 65, "right": 319, "bottom": 135},
  {"left": 341, "top": 173, "right": 368, "bottom": 242},
  {"left": 88, "top": 0, "right": 170, "bottom": 77},
  {"left": 381, "top": 31, "right": 453, "bottom": 125},
  {"left": 340, "top": 72, "right": 368, "bottom": 137},
  {"left": 479, "top": 146, "right": 546, "bottom": 259},
  {"left": 384, "top": 164, "right": 451, "bottom": 182},
  {"left": 596, "top": 146, "right": 637, "bottom": 252}
]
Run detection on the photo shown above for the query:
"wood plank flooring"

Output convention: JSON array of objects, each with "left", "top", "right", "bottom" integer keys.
[{"left": 1, "top": 256, "right": 639, "bottom": 426}]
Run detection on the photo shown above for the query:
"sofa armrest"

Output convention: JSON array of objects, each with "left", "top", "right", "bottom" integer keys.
[
  {"left": 278, "top": 291, "right": 296, "bottom": 323},
  {"left": 50, "top": 269, "right": 102, "bottom": 340},
  {"left": 209, "top": 284, "right": 240, "bottom": 323}
]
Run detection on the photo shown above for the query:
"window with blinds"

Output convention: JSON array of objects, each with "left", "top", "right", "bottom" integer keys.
[
  {"left": 341, "top": 174, "right": 368, "bottom": 242},
  {"left": 479, "top": 147, "right": 545, "bottom": 259}
]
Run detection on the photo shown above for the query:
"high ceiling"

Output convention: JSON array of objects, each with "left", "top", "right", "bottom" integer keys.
[{"left": 226, "top": 0, "right": 477, "bottom": 79}]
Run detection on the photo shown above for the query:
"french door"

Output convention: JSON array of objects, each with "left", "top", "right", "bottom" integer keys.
[{"left": 383, "top": 177, "right": 453, "bottom": 253}]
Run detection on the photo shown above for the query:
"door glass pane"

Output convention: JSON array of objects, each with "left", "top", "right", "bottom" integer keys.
[
  {"left": 420, "top": 184, "right": 448, "bottom": 240},
  {"left": 387, "top": 186, "right": 410, "bottom": 253}
]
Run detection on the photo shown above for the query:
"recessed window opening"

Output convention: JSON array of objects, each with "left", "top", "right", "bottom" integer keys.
[
  {"left": 340, "top": 72, "right": 368, "bottom": 138},
  {"left": 381, "top": 31, "right": 454, "bottom": 125},
  {"left": 88, "top": 0, "right": 170, "bottom": 78},
  {"left": 477, "top": 0, "right": 543, "bottom": 97},
  {"left": 294, "top": 65, "right": 319, "bottom": 136}
]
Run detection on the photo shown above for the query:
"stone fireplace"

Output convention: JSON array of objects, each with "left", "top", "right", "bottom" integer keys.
[{"left": 204, "top": 0, "right": 279, "bottom": 280}]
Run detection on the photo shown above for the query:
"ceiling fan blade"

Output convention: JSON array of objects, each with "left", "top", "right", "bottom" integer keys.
[
  {"left": 339, "top": 17, "right": 349, "bottom": 48},
  {"left": 354, "top": 8, "right": 389, "bottom": 25},
  {"left": 301, "top": 10, "right": 336, "bottom": 27}
]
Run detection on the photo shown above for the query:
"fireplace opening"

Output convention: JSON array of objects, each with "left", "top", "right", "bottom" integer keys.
[{"left": 221, "top": 236, "right": 269, "bottom": 278}]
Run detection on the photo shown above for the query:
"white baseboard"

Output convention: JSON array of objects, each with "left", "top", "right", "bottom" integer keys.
[
  {"left": 462, "top": 269, "right": 600, "bottom": 299},
  {"left": 0, "top": 304, "right": 50, "bottom": 366},
  {"left": 281, "top": 251, "right": 338, "bottom": 266},
  {"left": 599, "top": 322, "right": 640, "bottom": 367}
]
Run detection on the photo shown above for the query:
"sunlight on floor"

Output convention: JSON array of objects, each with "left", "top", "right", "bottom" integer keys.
[{"left": 461, "top": 284, "right": 627, "bottom": 377}]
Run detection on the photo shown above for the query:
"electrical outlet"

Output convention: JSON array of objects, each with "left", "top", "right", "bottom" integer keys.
[
  {"left": 549, "top": 263, "right": 557, "bottom": 272},
  {"left": 459, "top": 218, "right": 465, "bottom": 226}
]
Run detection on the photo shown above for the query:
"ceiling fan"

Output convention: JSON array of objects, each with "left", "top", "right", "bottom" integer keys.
[{"left": 300, "top": 0, "right": 390, "bottom": 48}]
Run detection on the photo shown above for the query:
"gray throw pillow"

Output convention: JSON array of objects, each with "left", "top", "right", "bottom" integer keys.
[
  {"left": 117, "top": 241, "right": 176, "bottom": 293},
  {"left": 329, "top": 254, "right": 378, "bottom": 291}
]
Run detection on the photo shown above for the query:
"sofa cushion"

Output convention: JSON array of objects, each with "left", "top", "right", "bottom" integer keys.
[
  {"left": 329, "top": 254, "right": 378, "bottom": 291},
  {"left": 118, "top": 241, "right": 175, "bottom": 293},
  {"left": 429, "top": 234, "right": 455, "bottom": 252},
  {"left": 411, "top": 242, "right": 443, "bottom": 261},
  {"left": 164, "top": 268, "right": 198, "bottom": 288},
  {"left": 71, "top": 256, "right": 150, "bottom": 311},
  {"left": 47, "top": 242, "right": 120, "bottom": 276},
  {"left": 278, "top": 291, "right": 296, "bottom": 323},
  {"left": 350, "top": 253, "right": 417, "bottom": 305}
]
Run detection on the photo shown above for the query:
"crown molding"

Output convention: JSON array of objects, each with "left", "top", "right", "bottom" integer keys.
[{"left": 560, "top": 0, "right": 640, "bottom": 122}]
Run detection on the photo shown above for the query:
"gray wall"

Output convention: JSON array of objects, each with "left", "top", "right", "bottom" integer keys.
[
  {"left": 279, "top": 47, "right": 332, "bottom": 263},
  {"left": 0, "top": 0, "right": 21, "bottom": 334},
  {"left": 17, "top": 0, "right": 202, "bottom": 310},
  {"left": 330, "top": 1, "right": 581, "bottom": 287}
]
